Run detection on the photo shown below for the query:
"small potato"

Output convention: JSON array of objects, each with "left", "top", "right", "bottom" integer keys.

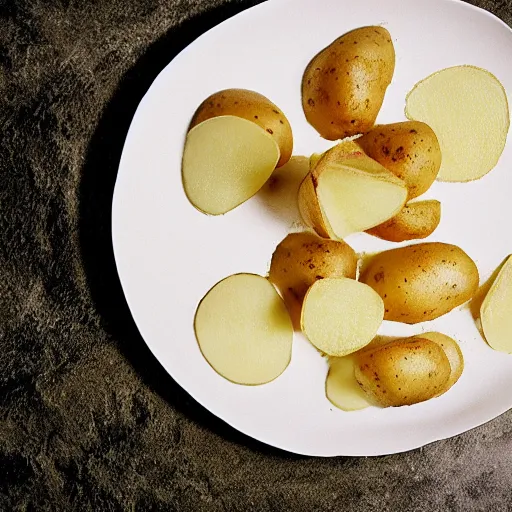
[
  {"left": 269, "top": 232, "right": 357, "bottom": 327},
  {"left": 414, "top": 332, "right": 464, "bottom": 394},
  {"left": 366, "top": 200, "right": 441, "bottom": 242},
  {"left": 354, "top": 338, "right": 451, "bottom": 407},
  {"left": 360, "top": 242, "right": 479, "bottom": 324},
  {"left": 302, "top": 26, "right": 395, "bottom": 140},
  {"left": 357, "top": 121, "right": 441, "bottom": 200},
  {"left": 190, "top": 89, "right": 293, "bottom": 167}
]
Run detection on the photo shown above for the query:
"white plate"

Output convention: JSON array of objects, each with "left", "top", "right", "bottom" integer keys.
[{"left": 112, "top": 0, "right": 512, "bottom": 456}]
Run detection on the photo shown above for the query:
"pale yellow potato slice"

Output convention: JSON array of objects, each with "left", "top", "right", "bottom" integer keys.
[
  {"left": 195, "top": 274, "right": 293, "bottom": 385},
  {"left": 301, "top": 277, "right": 384, "bottom": 357},
  {"left": 480, "top": 255, "right": 512, "bottom": 353},
  {"left": 406, "top": 66, "right": 510, "bottom": 182},
  {"left": 182, "top": 116, "right": 280, "bottom": 215},
  {"left": 326, "top": 356, "right": 371, "bottom": 411},
  {"left": 316, "top": 158, "right": 408, "bottom": 238}
]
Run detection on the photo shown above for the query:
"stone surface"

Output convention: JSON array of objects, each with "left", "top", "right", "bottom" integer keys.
[{"left": 1, "top": 0, "right": 512, "bottom": 510}]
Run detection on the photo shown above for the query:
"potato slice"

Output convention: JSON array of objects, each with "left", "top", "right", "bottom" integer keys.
[
  {"left": 182, "top": 116, "right": 280, "bottom": 215},
  {"left": 298, "top": 151, "right": 407, "bottom": 239},
  {"left": 301, "top": 278, "right": 384, "bottom": 357},
  {"left": 326, "top": 356, "right": 372, "bottom": 411},
  {"left": 413, "top": 332, "right": 464, "bottom": 394},
  {"left": 480, "top": 255, "right": 512, "bottom": 353},
  {"left": 190, "top": 89, "right": 293, "bottom": 167},
  {"left": 406, "top": 66, "right": 509, "bottom": 182},
  {"left": 195, "top": 273, "right": 293, "bottom": 385},
  {"left": 354, "top": 338, "right": 451, "bottom": 407},
  {"left": 269, "top": 232, "right": 357, "bottom": 328},
  {"left": 366, "top": 200, "right": 441, "bottom": 242}
]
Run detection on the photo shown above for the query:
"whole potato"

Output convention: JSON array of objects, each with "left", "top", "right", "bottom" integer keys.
[
  {"left": 366, "top": 200, "right": 441, "bottom": 242},
  {"left": 354, "top": 338, "right": 451, "bottom": 407},
  {"left": 302, "top": 26, "right": 395, "bottom": 140},
  {"left": 269, "top": 232, "right": 357, "bottom": 327},
  {"left": 357, "top": 121, "right": 441, "bottom": 199},
  {"left": 190, "top": 89, "right": 293, "bottom": 167},
  {"left": 360, "top": 242, "right": 479, "bottom": 323}
]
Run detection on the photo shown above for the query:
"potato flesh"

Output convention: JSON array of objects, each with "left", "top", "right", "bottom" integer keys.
[
  {"left": 406, "top": 66, "right": 509, "bottom": 182},
  {"left": 195, "top": 274, "right": 293, "bottom": 385},
  {"left": 317, "top": 163, "right": 407, "bottom": 238},
  {"left": 301, "top": 278, "right": 384, "bottom": 357},
  {"left": 326, "top": 356, "right": 371, "bottom": 411},
  {"left": 182, "top": 116, "right": 280, "bottom": 215},
  {"left": 481, "top": 255, "right": 512, "bottom": 353}
]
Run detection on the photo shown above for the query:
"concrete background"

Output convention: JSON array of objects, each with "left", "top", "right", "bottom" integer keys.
[{"left": 1, "top": 0, "right": 511, "bottom": 510}]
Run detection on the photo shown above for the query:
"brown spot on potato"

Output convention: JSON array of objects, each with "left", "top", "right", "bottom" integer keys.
[
  {"left": 308, "top": 98, "right": 315, "bottom": 106},
  {"left": 266, "top": 128, "right": 274, "bottom": 135}
]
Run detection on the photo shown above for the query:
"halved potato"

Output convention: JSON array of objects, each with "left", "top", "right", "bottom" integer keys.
[
  {"left": 354, "top": 338, "right": 451, "bottom": 407},
  {"left": 366, "top": 200, "right": 441, "bottom": 242},
  {"left": 190, "top": 89, "right": 293, "bottom": 167},
  {"left": 406, "top": 66, "right": 509, "bottom": 182},
  {"left": 298, "top": 150, "right": 407, "bottom": 239},
  {"left": 194, "top": 273, "right": 293, "bottom": 385},
  {"left": 301, "top": 277, "right": 384, "bottom": 356},
  {"left": 413, "top": 332, "right": 464, "bottom": 393},
  {"left": 326, "top": 356, "right": 372, "bottom": 411},
  {"left": 480, "top": 255, "right": 512, "bottom": 353},
  {"left": 182, "top": 116, "right": 280, "bottom": 215},
  {"left": 269, "top": 232, "right": 357, "bottom": 328}
]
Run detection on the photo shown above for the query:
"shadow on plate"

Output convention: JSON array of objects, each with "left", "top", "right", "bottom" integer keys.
[{"left": 78, "top": 0, "right": 310, "bottom": 461}]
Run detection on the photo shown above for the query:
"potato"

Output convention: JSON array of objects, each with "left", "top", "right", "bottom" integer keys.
[
  {"left": 360, "top": 242, "right": 479, "bottom": 324},
  {"left": 190, "top": 89, "right": 293, "bottom": 167},
  {"left": 480, "top": 255, "right": 512, "bottom": 353},
  {"left": 413, "top": 332, "right": 464, "bottom": 394},
  {"left": 354, "top": 338, "right": 451, "bottom": 407},
  {"left": 357, "top": 121, "right": 441, "bottom": 199},
  {"left": 269, "top": 232, "right": 357, "bottom": 327},
  {"left": 406, "top": 66, "right": 509, "bottom": 182},
  {"left": 194, "top": 273, "right": 293, "bottom": 385},
  {"left": 182, "top": 116, "right": 280, "bottom": 215},
  {"left": 326, "top": 356, "right": 371, "bottom": 411},
  {"left": 366, "top": 200, "right": 441, "bottom": 242},
  {"left": 302, "top": 26, "right": 395, "bottom": 140},
  {"left": 301, "top": 277, "right": 384, "bottom": 356},
  {"left": 298, "top": 148, "right": 407, "bottom": 239}
]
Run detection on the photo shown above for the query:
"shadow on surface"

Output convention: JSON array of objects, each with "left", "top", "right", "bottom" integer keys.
[{"left": 78, "top": 0, "right": 308, "bottom": 460}]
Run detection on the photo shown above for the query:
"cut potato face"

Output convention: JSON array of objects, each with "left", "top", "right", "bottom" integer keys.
[
  {"left": 366, "top": 200, "right": 441, "bottom": 242},
  {"left": 414, "top": 332, "right": 464, "bottom": 394},
  {"left": 194, "top": 273, "right": 293, "bottom": 385},
  {"left": 301, "top": 278, "right": 384, "bottom": 357},
  {"left": 326, "top": 356, "right": 372, "bottom": 411},
  {"left": 481, "top": 255, "right": 512, "bottom": 353},
  {"left": 190, "top": 89, "right": 293, "bottom": 167},
  {"left": 269, "top": 232, "right": 357, "bottom": 328},
  {"left": 182, "top": 116, "right": 280, "bottom": 215},
  {"left": 406, "top": 66, "right": 510, "bottom": 182},
  {"left": 354, "top": 338, "right": 451, "bottom": 407},
  {"left": 299, "top": 152, "right": 408, "bottom": 239}
]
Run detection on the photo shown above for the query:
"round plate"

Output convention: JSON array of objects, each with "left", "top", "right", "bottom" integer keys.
[{"left": 112, "top": 0, "right": 512, "bottom": 456}]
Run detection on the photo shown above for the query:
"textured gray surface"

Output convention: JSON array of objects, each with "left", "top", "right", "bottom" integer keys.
[{"left": 1, "top": 0, "right": 512, "bottom": 510}]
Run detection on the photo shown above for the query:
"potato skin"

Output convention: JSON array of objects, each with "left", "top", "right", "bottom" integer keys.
[
  {"left": 302, "top": 26, "right": 395, "bottom": 140},
  {"left": 269, "top": 232, "right": 357, "bottom": 327},
  {"left": 414, "top": 332, "right": 464, "bottom": 395},
  {"left": 366, "top": 200, "right": 441, "bottom": 242},
  {"left": 357, "top": 121, "right": 441, "bottom": 199},
  {"left": 354, "top": 338, "right": 451, "bottom": 407},
  {"left": 190, "top": 89, "right": 293, "bottom": 167},
  {"left": 360, "top": 242, "right": 479, "bottom": 324}
]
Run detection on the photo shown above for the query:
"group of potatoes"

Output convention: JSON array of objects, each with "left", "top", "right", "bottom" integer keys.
[{"left": 185, "top": 26, "right": 511, "bottom": 410}]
